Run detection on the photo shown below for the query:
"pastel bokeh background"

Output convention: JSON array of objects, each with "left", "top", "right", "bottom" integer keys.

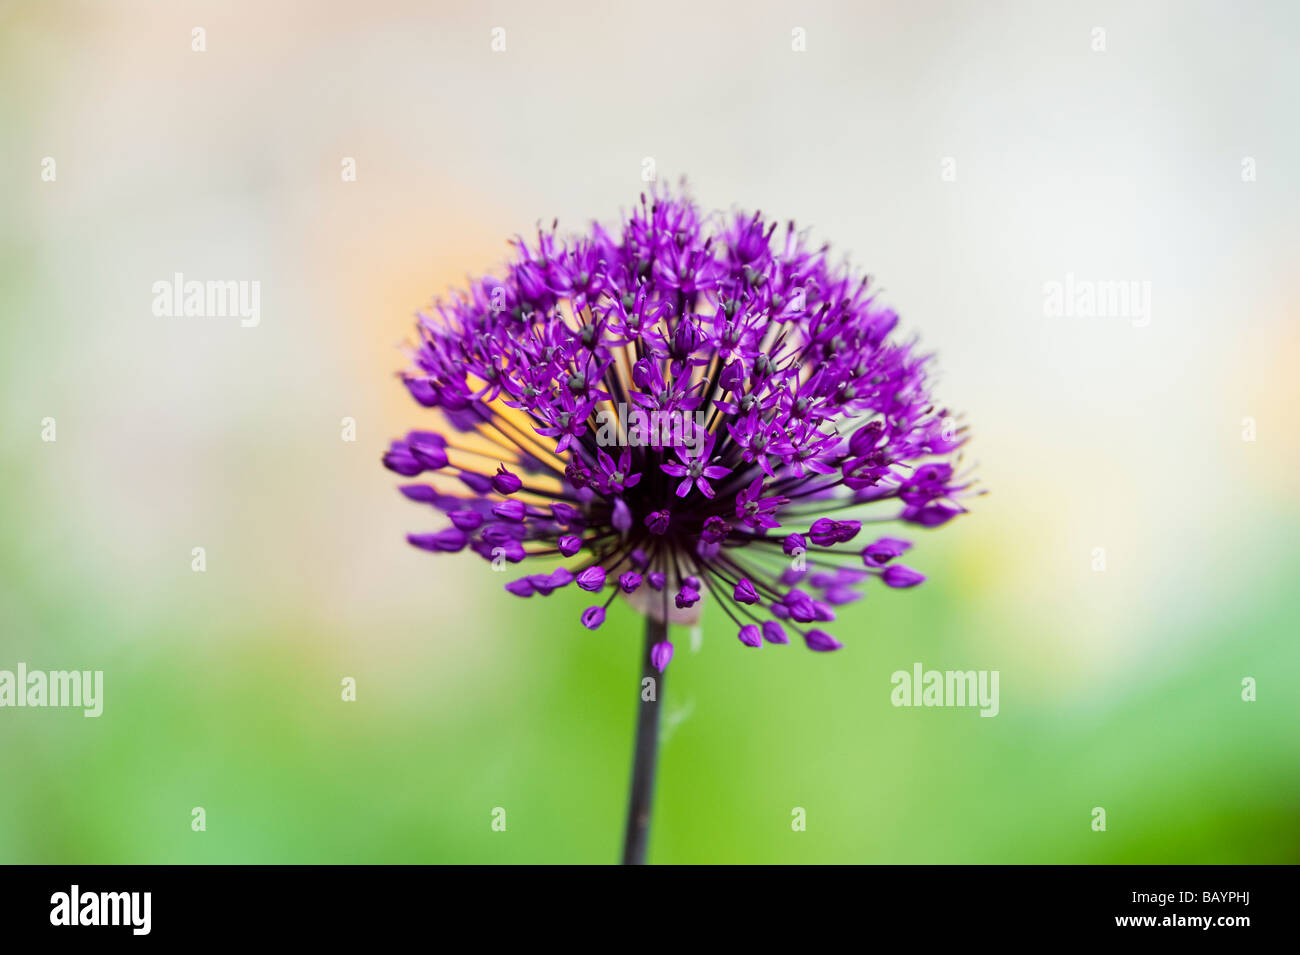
[{"left": 2, "top": 0, "right": 1297, "bottom": 863}]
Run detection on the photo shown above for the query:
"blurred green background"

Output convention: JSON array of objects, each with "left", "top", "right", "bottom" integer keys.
[{"left": 2, "top": 0, "right": 1297, "bottom": 863}]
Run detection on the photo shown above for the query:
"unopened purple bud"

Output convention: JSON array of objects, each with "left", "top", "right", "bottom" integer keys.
[
  {"left": 558, "top": 535, "right": 582, "bottom": 557},
  {"left": 833, "top": 520, "right": 861, "bottom": 543},
  {"left": 492, "top": 499, "right": 526, "bottom": 522},
  {"left": 564, "top": 459, "right": 592, "bottom": 490},
  {"left": 407, "top": 432, "right": 449, "bottom": 469},
  {"left": 551, "top": 502, "right": 579, "bottom": 526},
  {"left": 449, "top": 509, "right": 484, "bottom": 531},
  {"left": 399, "top": 484, "right": 439, "bottom": 503},
  {"left": 631, "top": 358, "right": 655, "bottom": 389},
  {"left": 701, "top": 516, "right": 731, "bottom": 543},
  {"left": 673, "top": 316, "right": 703, "bottom": 356},
  {"left": 505, "top": 578, "right": 536, "bottom": 597},
  {"left": 863, "top": 537, "right": 912, "bottom": 565},
  {"left": 612, "top": 498, "right": 632, "bottom": 534},
  {"left": 783, "top": 533, "right": 806, "bottom": 556},
  {"left": 528, "top": 573, "right": 559, "bottom": 596},
  {"left": 719, "top": 360, "right": 743, "bottom": 394},
  {"left": 675, "top": 587, "right": 700, "bottom": 609},
  {"left": 648, "top": 572, "right": 666, "bottom": 591},
  {"left": 459, "top": 471, "right": 494, "bottom": 494},
  {"left": 803, "top": 629, "right": 843, "bottom": 652},
  {"left": 848, "top": 420, "right": 885, "bottom": 457},
  {"left": 406, "top": 430, "right": 446, "bottom": 448},
  {"left": 901, "top": 504, "right": 961, "bottom": 528},
  {"left": 406, "top": 528, "right": 467, "bottom": 553},
  {"left": 492, "top": 465, "right": 522, "bottom": 495},
  {"left": 784, "top": 588, "right": 818, "bottom": 623},
  {"left": 809, "top": 518, "right": 862, "bottom": 546},
  {"left": 497, "top": 539, "right": 526, "bottom": 562},
  {"left": 824, "top": 586, "right": 862, "bottom": 605},
  {"left": 403, "top": 377, "right": 439, "bottom": 407},
  {"left": 650, "top": 641, "right": 674, "bottom": 672},
  {"left": 581, "top": 606, "right": 606, "bottom": 630},
  {"left": 881, "top": 564, "right": 926, "bottom": 588},
  {"left": 383, "top": 443, "right": 424, "bottom": 476},
  {"left": 762, "top": 621, "right": 789, "bottom": 644},
  {"left": 733, "top": 578, "right": 760, "bottom": 604},
  {"left": 808, "top": 518, "right": 838, "bottom": 547},
  {"left": 619, "top": 572, "right": 643, "bottom": 594},
  {"left": 576, "top": 566, "right": 607, "bottom": 591},
  {"left": 780, "top": 567, "right": 807, "bottom": 586},
  {"left": 481, "top": 525, "right": 510, "bottom": 545},
  {"left": 645, "top": 509, "right": 670, "bottom": 534},
  {"left": 738, "top": 624, "right": 762, "bottom": 648}
]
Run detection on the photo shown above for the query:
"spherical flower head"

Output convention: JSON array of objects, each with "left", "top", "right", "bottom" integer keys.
[{"left": 385, "top": 188, "right": 975, "bottom": 669}]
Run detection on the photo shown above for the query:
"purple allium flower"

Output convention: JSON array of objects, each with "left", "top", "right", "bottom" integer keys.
[{"left": 385, "top": 190, "right": 974, "bottom": 666}]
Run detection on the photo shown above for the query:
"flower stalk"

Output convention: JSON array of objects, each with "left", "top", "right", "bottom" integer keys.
[{"left": 621, "top": 615, "right": 667, "bottom": 865}]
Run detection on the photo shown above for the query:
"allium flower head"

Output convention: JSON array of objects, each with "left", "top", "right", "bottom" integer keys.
[{"left": 385, "top": 190, "right": 974, "bottom": 664}]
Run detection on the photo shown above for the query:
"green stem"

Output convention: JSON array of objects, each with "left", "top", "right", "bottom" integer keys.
[{"left": 621, "top": 615, "right": 666, "bottom": 865}]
